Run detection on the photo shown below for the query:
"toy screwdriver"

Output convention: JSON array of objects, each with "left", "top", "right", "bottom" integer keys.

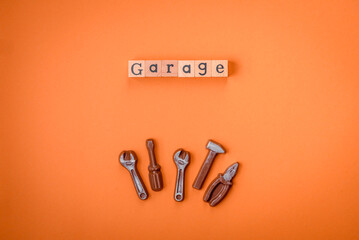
[
  {"left": 203, "top": 162, "right": 239, "bottom": 207},
  {"left": 146, "top": 139, "right": 163, "bottom": 191}
]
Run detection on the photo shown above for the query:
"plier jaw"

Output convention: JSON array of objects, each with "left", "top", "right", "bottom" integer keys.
[{"left": 203, "top": 162, "right": 239, "bottom": 207}]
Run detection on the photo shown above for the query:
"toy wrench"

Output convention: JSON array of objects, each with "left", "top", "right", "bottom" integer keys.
[
  {"left": 203, "top": 162, "right": 239, "bottom": 207},
  {"left": 173, "top": 149, "right": 190, "bottom": 202},
  {"left": 119, "top": 150, "right": 148, "bottom": 200}
]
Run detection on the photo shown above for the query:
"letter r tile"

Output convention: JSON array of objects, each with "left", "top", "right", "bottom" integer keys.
[{"left": 161, "top": 60, "right": 178, "bottom": 77}]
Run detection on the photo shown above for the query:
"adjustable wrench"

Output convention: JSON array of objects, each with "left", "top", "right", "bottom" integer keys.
[
  {"left": 173, "top": 149, "right": 190, "bottom": 202},
  {"left": 119, "top": 150, "right": 148, "bottom": 200}
]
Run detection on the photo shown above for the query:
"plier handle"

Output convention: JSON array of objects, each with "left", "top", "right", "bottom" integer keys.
[
  {"left": 203, "top": 162, "right": 239, "bottom": 207},
  {"left": 203, "top": 174, "right": 232, "bottom": 207}
]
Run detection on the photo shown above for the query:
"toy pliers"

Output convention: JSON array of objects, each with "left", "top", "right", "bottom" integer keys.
[{"left": 203, "top": 162, "right": 239, "bottom": 207}]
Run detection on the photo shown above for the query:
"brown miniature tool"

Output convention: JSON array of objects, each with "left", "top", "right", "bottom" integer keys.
[
  {"left": 204, "top": 162, "right": 239, "bottom": 207},
  {"left": 193, "top": 140, "right": 226, "bottom": 190},
  {"left": 173, "top": 149, "right": 190, "bottom": 202},
  {"left": 119, "top": 150, "right": 149, "bottom": 200},
  {"left": 146, "top": 139, "right": 163, "bottom": 191}
]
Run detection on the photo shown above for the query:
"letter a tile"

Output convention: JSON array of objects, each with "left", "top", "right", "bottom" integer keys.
[
  {"left": 145, "top": 60, "right": 162, "bottom": 77},
  {"left": 178, "top": 60, "right": 195, "bottom": 77}
]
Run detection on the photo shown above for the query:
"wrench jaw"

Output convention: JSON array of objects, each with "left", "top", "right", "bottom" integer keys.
[
  {"left": 173, "top": 150, "right": 182, "bottom": 164},
  {"left": 174, "top": 149, "right": 190, "bottom": 167},
  {"left": 119, "top": 151, "right": 137, "bottom": 170}
]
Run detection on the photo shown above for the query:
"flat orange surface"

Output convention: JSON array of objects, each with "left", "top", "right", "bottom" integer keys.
[{"left": 1, "top": 1, "right": 359, "bottom": 239}]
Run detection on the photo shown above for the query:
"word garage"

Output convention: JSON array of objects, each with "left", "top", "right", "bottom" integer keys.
[{"left": 128, "top": 60, "right": 228, "bottom": 78}]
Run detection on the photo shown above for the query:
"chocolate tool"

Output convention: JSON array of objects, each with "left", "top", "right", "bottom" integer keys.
[
  {"left": 173, "top": 149, "right": 190, "bottom": 202},
  {"left": 146, "top": 139, "right": 163, "bottom": 191},
  {"left": 193, "top": 140, "right": 226, "bottom": 190},
  {"left": 119, "top": 150, "right": 148, "bottom": 200},
  {"left": 203, "top": 162, "right": 239, "bottom": 207}
]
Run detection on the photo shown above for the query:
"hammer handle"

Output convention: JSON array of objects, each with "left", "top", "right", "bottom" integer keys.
[
  {"left": 146, "top": 139, "right": 163, "bottom": 191},
  {"left": 193, "top": 151, "right": 217, "bottom": 189}
]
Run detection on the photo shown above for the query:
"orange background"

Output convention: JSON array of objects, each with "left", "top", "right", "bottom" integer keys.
[{"left": 1, "top": 1, "right": 359, "bottom": 239}]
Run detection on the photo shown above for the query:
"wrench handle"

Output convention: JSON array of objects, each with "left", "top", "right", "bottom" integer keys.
[
  {"left": 174, "top": 168, "right": 185, "bottom": 202},
  {"left": 193, "top": 151, "right": 217, "bottom": 189},
  {"left": 129, "top": 168, "right": 148, "bottom": 200}
]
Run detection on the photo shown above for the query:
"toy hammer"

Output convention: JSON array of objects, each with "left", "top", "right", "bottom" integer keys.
[{"left": 193, "top": 140, "right": 225, "bottom": 190}]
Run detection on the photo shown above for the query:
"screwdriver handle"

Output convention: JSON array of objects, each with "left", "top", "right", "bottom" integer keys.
[{"left": 146, "top": 139, "right": 163, "bottom": 191}]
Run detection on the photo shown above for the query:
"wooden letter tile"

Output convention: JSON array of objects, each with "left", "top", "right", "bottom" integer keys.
[
  {"left": 212, "top": 60, "right": 228, "bottom": 77},
  {"left": 178, "top": 60, "right": 195, "bottom": 77},
  {"left": 195, "top": 60, "right": 212, "bottom": 77},
  {"left": 128, "top": 60, "right": 145, "bottom": 77},
  {"left": 161, "top": 60, "right": 178, "bottom": 77},
  {"left": 145, "top": 60, "right": 162, "bottom": 77}
]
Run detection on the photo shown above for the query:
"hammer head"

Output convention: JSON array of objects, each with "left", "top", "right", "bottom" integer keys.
[{"left": 206, "top": 140, "right": 225, "bottom": 153}]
